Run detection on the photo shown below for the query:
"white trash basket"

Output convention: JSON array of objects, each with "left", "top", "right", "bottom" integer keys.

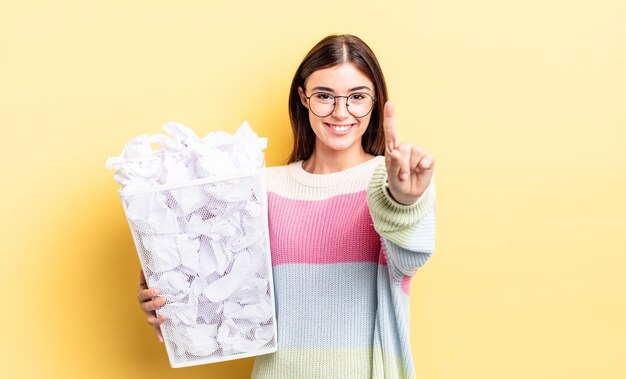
[{"left": 119, "top": 168, "right": 277, "bottom": 368}]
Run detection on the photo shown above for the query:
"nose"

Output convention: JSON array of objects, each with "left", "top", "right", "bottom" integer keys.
[{"left": 331, "top": 96, "right": 350, "bottom": 119}]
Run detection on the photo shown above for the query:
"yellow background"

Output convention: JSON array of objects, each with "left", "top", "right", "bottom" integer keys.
[{"left": 1, "top": 0, "right": 624, "bottom": 378}]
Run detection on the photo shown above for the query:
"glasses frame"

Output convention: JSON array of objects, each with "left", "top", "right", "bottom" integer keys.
[{"left": 304, "top": 92, "right": 377, "bottom": 118}]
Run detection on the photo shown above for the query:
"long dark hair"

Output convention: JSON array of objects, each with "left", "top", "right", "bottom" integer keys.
[{"left": 287, "top": 34, "right": 388, "bottom": 163}]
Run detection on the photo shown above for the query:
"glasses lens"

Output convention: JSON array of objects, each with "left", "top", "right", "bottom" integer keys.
[
  {"left": 309, "top": 93, "right": 335, "bottom": 117},
  {"left": 347, "top": 93, "right": 374, "bottom": 118}
]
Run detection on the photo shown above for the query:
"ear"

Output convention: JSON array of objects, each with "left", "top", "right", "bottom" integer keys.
[{"left": 298, "top": 86, "right": 309, "bottom": 109}]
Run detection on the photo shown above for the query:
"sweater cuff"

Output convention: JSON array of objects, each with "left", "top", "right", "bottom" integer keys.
[{"left": 366, "top": 161, "right": 436, "bottom": 245}]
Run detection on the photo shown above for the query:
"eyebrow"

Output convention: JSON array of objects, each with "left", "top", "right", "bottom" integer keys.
[{"left": 311, "top": 85, "right": 372, "bottom": 93}]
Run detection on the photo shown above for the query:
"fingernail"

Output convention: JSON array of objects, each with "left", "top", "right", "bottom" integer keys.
[
  {"left": 153, "top": 289, "right": 160, "bottom": 296},
  {"left": 400, "top": 173, "right": 409, "bottom": 181}
]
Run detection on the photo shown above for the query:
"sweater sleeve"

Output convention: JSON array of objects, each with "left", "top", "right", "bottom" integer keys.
[{"left": 366, "top": 161, "right": 436, "bottom": 278}]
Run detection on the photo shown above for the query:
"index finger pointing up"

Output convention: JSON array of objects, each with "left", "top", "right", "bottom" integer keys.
[{"left": 383, "top": 101, "right": 398, "bottom": 154}]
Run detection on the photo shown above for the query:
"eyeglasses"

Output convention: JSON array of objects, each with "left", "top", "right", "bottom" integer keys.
[{"left": 304, "top": 92, "right": 377, "bottom": 118}]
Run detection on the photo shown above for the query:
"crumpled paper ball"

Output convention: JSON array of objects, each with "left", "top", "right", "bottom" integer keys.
[{"left": 106, "top": 121, "right": 267, "bottom": 192}]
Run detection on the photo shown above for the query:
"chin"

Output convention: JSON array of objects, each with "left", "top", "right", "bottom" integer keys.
[{"left": 319, "top": 137, "right": 362, "bottom": 153}]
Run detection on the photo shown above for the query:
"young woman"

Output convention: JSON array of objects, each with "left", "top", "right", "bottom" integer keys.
[{"left": 138, "top": 34, "right": 436, "bottom": 378}]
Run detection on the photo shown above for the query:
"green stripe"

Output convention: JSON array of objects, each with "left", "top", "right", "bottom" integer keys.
[{"left": 251, "top": 347, "right": 411, "bottom": 379}]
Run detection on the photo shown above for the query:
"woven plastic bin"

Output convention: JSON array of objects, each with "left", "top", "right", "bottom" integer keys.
[{"left": 119, "top": 168, "right": 277, "bottom": 368}]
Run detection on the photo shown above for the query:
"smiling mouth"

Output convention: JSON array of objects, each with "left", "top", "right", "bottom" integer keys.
[{"left": 325, "top": 123, "right": 354, "bottom": 132}]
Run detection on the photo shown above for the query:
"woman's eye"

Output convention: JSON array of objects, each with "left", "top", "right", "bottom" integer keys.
[
  {"left": 314, "top": 93, "right": 333, "bottom": 101},
  {"left": 351, "top": 93, "right": 366, "bottom": 100}
]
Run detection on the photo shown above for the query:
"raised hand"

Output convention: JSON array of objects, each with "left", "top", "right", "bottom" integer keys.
[{"left": 383, "top": 101, "right": 435, "bottom": 205}]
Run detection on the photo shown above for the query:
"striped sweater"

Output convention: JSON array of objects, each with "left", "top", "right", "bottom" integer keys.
[{"left": 251, "top": 155, "right": 436, "bottom": 379}]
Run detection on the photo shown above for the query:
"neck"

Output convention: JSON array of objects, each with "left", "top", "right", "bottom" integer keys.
[{"left": 302, "top": 145, "right": 373, "bottom": 174}]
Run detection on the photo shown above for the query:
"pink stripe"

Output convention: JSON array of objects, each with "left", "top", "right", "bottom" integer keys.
[
  {"left": 400, "top": 275, "right": 412, "bottom": 295},
  {"left": 378, "top": 246, "right": 388, "bottom": 266},
  {"left": 268, "top": 191, "right": 383, "bottom": 266},
  {"left": 379, "top": 242, "right": 410, "bottom": 294}
]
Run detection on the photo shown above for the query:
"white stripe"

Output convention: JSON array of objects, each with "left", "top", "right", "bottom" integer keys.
[{"left": 267, "top": 156, "right": 385, "bottom": 201}]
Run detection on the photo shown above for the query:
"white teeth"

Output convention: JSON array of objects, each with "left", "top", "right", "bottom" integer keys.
[{"left": 328, "top": 124, "right": 351, "bottom": 132}]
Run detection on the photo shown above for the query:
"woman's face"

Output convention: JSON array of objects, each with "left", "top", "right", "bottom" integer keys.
[{"left": 298, "top": 63, "right": 375, "bottom": 155}]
